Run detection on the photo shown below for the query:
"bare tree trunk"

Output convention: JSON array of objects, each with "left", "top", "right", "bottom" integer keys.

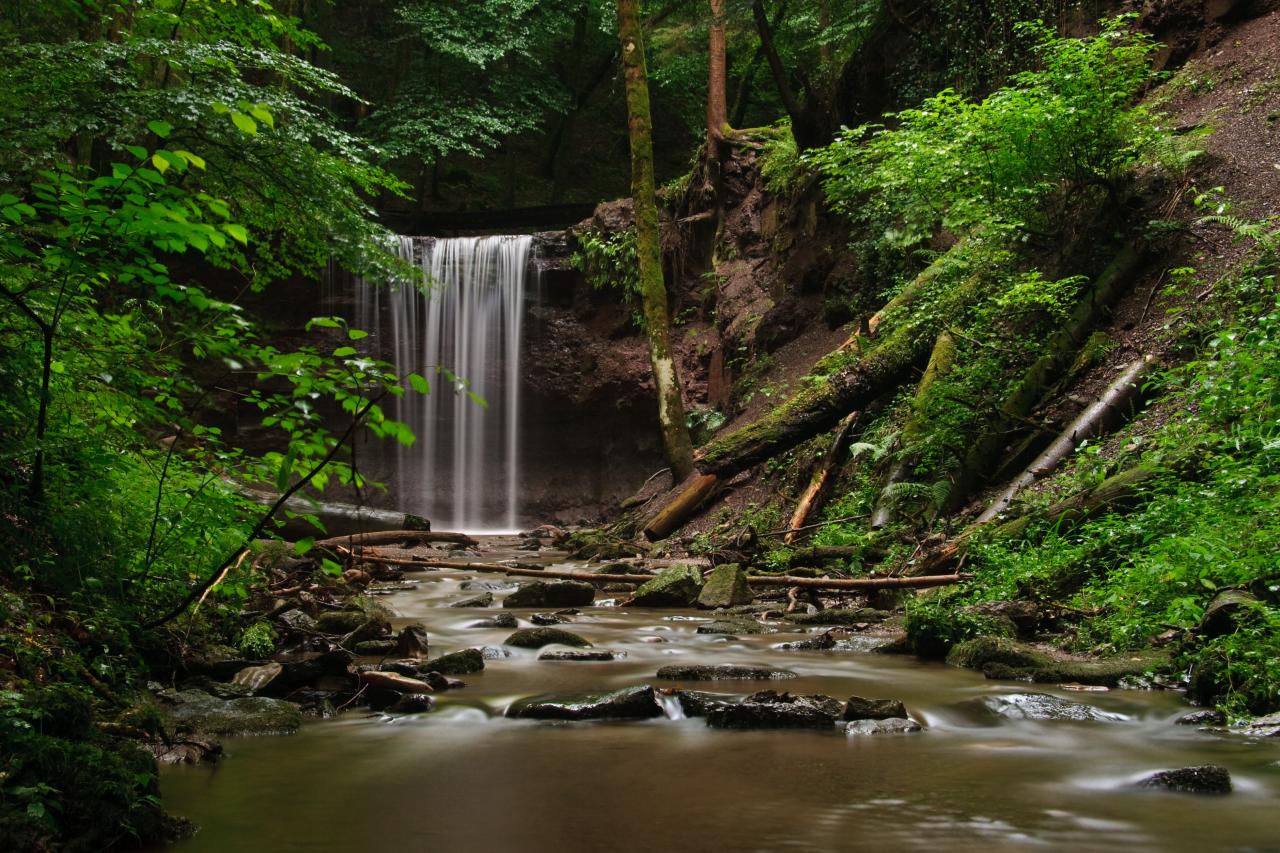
[
  {"left": 618, "top": 0, "right": 695, "bottom": 480},
  {"left": 707, "top": 0, "right": 728, "bottom": 147}
]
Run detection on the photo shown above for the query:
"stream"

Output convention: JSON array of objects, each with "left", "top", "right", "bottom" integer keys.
[{"left": 161, "top": 538, "right": 1280, "bottom": 852}]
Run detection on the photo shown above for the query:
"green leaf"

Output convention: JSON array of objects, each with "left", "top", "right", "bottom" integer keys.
[
  {"left": 150, "top": 154, "right": 169, "bottom": 174},
  {"left": 148, "top": 120, "right": 173, "bottom": 138},
  {"left": 333, "top": 346, "right": 357, "bottom": 357},
  {"left": 248, "top": 104, "right": 275, "bottom": 129},
  {"left": 275, "top": 448, "right": 297, "bottom": 492},
  {"left": 174, "top": 150, "right": 206, "bottom": 170},
  {"left": 125, "top": 145, "right": 148, "bottom": 161},
  {"left": 223, "top": 223, "right": 249, "bottom": 245},
  {"left": 320, "top": 558, "right": 343, "bottom": 577},
  {"left": 408, "top": 372, "right": 430, "bottom": 395},
  {"left": 294, "top": 537, "right": 315, "bottom": 556},
  {"left": 347, "top": 329, "right": 369, "bottom": 340},
  {"left": 230, "top": 111, "right": 258, "bottom": 135}
]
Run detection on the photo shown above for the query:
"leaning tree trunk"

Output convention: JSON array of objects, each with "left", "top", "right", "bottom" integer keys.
[{"left": 618, "top": 0, "right": 695, "bottom": 480}]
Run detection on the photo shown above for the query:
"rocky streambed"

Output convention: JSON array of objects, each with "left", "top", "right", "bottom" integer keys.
[{"left": 159, "top": 537, "right": 1280, "bottom": 852}]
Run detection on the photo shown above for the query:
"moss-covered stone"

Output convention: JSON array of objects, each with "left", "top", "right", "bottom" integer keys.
[
  {"left": 156, "top": 688, "right": 302, "bottom": 736},
  {"left": 632, "top": 565, "right": 703, "bottom": 607},
  {"left": 421, "top": 648, "right": 485, "bottom": 674},
  {"left": 504, "top": 628, "right": 592, "bottom": 649},
  {"left": 697, "top": 564, "right": 753, "bottom": 608},
  {"left": 785, "top": 608, "right": 889, "bottom": 626},
  {"left": 502, "top": 580, "right": 596, "bottom": 609}
]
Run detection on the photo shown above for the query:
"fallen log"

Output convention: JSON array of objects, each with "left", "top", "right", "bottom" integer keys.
[
  {"left": 786, "top": 545, "right": 861, "bottom": 564},
  {"left": 949, "top": 243, "right": 1148, "bottom": 511},
  {"left": 837, "top": 239, "right": 969, "bottom": 351},
  {"left": 697, "top": 266, "right": 984, "bottom": 477},
  {"left": 784, "top": 412, "right": 859, "bottom": 544},
  {"left": 641, "top": 472, "right": 720, "bottom": 541},
  {"left": 347, "top": 553, "right": 969, "bottom": 591},
  {"left": 976, "top": 354, "right": 1155, "bottom": 525},
  {"left": 316, "top": 529, "right": 479, "bottom": 549}
]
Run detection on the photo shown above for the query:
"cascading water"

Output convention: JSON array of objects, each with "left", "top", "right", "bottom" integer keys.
[{"left": 352, "top": 234, "right": 533, "bottom": 531}]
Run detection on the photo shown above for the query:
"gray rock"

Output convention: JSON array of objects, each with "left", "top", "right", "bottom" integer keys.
[
  {"left": 504, "top": 628, "right": 592, "bottom": 649},
  {"left": 469, "top": 613, "right": 518, "bottom": 629},
  {"left": 480, "top": 646, "right": 512, "bottom": 660},
  {"left": 1176, "top": 709, "right": 1225, "bottom": 726},
  {"left": 656, "top": 664, "right": 797, "bottom": 681},
  {"left": 538, "top": 649, "right": 626, "bottom": 661},
  {"left": 1231, "top": 711, "right": 1280, "bottom": 737},
  {"left": 450, "top": 592, "right": 494, "bottom": 608},
  {"left": 846, "top": 717, "right": 922, "bottom": 735},
  {"left": 775, "top": 631, "right": 838, "bottom": 651},
  {"left": 632, "top": 565, "right": 703, "bottom": 607},
  {"left": 421, "top": 648, "right": 485, "bottom": 675},
  {"left": 671, "top": 690, "right": 736, "bottom": 717},
  {"left": 696, "top": 619, "right": 766, "bottom": 635},
  {"left": 506, "top": 685, "right": 662, "bottom": 721},
  {"left": 460, "top": 580, "right": 517, "bottom": 592},
  {"left": 155, "top": 688, "right": 302, "bottom": 736},
  {"left": 844, "top": 696, "right": 908, "bottom": 721},
  {"left": 748, "top": 689, "right": 843, "bottom": 717},
  {"left": 980, "top": 693, "right": 1129, "bottom": 722},
  {"left": 1134, "top": 765, "right": 1232, "bottom": 794},
  {"left": 531, "top": 612, "right": 570, "bottom": 625},
  {"left": 502, "top": 580, "right": 596, "bottom": 609},
  {"left": 276, "top": 609, "right": 317, "bottom": 633}
]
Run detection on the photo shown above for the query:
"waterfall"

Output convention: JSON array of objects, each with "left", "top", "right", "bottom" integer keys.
[{"left": 352, "top": 234, "right": 532, "bottom": 531}]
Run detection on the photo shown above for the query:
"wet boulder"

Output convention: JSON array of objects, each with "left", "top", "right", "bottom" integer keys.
[
  {"left": 506, "top": 685, "right": 663, "bottom": 721},
  {"left": 354, "top": 639, "right": 396, "bottom": 656},
  {"left": 504, "top": 627, "right": 592, "bottom": 649},
  {"left": 422, "top": 648, "right": 485, "bottom": 675},
  {"left": 697, "top": 564, "right": 754, "bottom": 608},
  {"left": 670, "top": 690, "right": 737, "bottom": 717},
  {"left": 230, "top": 649, "right": 354, "bottom": 697},
  {"left": 1134, "top": 765, "right": 1232, "bottom": 794},
  {"left": 461, "top": 580, "right": 518, "bottom": 592},
  {"left": 154, "top": 687, "right": 303, "bottom": 736},
  {"left": 393, "top": 624, "right": 430, "bottom": 660},
  {"left": 359, "top": 670, "right": 433, "bottom": 694},
  {"left": 947, "top": 637, "right": 1166, "bottom": 687},
  {"left": 276, "top": 609, "right": 317, "bottom": 634},
  {"left": 386, "top": 693, "right": 435, "bottom": 714},
  {"left": 470, "top": 613, "right": 518, "bottom": 629},
  {"left": 531, "top": 612, "right": 571, "bottom": 625},
  {"left": 538, "top": 649, "right": 626, "bottom": 661},
  {"left": 502, "top": 580, "right": 596, "bottom": 609},
  {"left": 316, "top": 609, "right": 390, "bottom": 639},
  {"left": 977, "top": 693, "right": 1129, "bottom": 722},
  {"left": 774, "top": 631, "right": 839, "bottom": 651},
  {"left": 844, "top": 696, "right": 908, "bottom": 721},
  {"left": 846, "top": 718, "right": 922, "bottom": 735},
  {"left": 706, "top": 691, "right": 839, "bottom": 730},
  {"left": 1175, "top": 709, "right": 1225, "bottom": 726},
  {"left": 450, "top": 592, "right": 494, "bottom": 608},
  {"left": 631, "top": 566, "right": 703, "bottom": 608},
  {"left": 656, "top": 664, "right": 797, "bottom": 681}
]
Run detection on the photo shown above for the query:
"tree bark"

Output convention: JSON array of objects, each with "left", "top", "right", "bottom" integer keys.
[
  {"left": 707, "top": 0, "right": 728, "bottom": 147},
  {"left": 618, "top": 0, "right": 695, "bottom": 480}
]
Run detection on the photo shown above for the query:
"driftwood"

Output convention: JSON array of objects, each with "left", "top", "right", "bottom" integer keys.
[
  {"left": 642, "top": 472, "right": 720, "bottom": 541},
  {"left": 316, "top": 529, "right": 479, "bottom": 549},
  {"left": 784, "top": 413, "right": 859, "bottom": 544},
  {"left": 871, "top": 330, "right": 957, "bottom": 528}
]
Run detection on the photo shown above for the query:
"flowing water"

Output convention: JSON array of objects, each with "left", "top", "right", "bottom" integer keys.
[
  {"left": 352, "top": 236, "right": 532, "bottom": 531},
  {"left": 161, "top": 539, "right": 1280, "bottom": 852}
]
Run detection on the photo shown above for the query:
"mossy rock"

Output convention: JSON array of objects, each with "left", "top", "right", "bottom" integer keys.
[
  {"left": 786, "top": 608, "right": 889, "bottom": 626},
  {"left": 948, "top": 637, "right": 1170, "bottom": 686},
  {"left": 697, "top": 564, "right": 753, "bottom": 608},
  {"left": 633, "top": 565, "right": 703, "bottom": 607},
  {"left": 504, "top": 628, "right": 592, "bottom": 649},
  {"left": 421, "top": 648, "right": 485, "bottom": 675},
  {"left": 563, "top": 529, "right": 646, "bottom": 561},
  {"left": 502, "top": 580, "right": 596, "bottom": 609},
  {"left": 156, "top": 688, "right": 302, "bottom": 736}
]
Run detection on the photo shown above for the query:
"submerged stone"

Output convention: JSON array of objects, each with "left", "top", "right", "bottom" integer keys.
[
  {"left": 505, "top": 685, "right": 662, "bottom": 721},
  {"left": 632, "top": 565, "right": 704, "bottom": 607},
  {"left": 504, "top": 627, "right": 592, "bottom": 649},
  {"left": 656, "top": 664, "right": 797, "bottom": 681},
  {"left": 696, "top": 619, "right": 767, "bottom": 635},
  {"left": 450, "top": 592, "right": 494, "bottom": 608},
  {"left": 1134, "top": 765, "right": 1232, "bottom": 794},
  {"left": 502, "top": 580, "right": 596, "bottom": 609},
  {"left": 386, "top": 693, "right": 435, "bottom": 714},
  {"left": 470, "top": 613, "right": 518, "bottom": 629},
  {"left": 672, "top": 690, "right": 737, "bottom": 717},
  {"left": 706, "top": 692, "right": 838, "bottom": 730},
  {"left": 538, "top": 649, "right": 625, "bottom": 661},
  {"left": 978, "top": 693, "right": 1129, "bottom": 722},
  {"left": 392, "top": 624, "right": 430, "bottom": 660},
  {"left": 785, "top": 608, "right": 889, "bottom": 626}
]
